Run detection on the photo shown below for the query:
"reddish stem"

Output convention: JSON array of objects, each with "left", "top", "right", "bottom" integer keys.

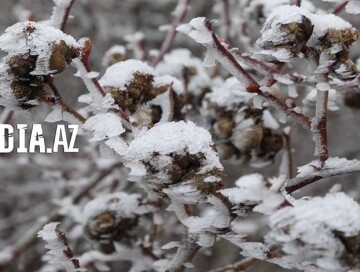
[{"left": 333, "top": 1, "right": 350, "bottom": 14}]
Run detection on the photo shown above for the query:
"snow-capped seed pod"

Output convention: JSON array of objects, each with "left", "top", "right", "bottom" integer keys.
[
  {"left": 257, "top": 5, "right": 314, "bottom": 62},
  {"left": 265, "top": 193, "right": 360, "bottom": 271},
  {"left": 83, "top": 192, "right": 152, "bottom": 253},
  {"left": 99, "top": 59, "right": 157, "bottom": 113},
  {"left": 102, "top": 45, "right": 127, "bottom": 67},
  {"left": 125, "top": 121, "right": 224, "bottom": 201},
  {"left": 0, "top": 21, "right": 80, "bottom": 76}
]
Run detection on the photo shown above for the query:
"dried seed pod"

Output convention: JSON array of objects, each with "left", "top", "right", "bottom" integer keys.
[
  {"left": 100, "top": 60, "right": 157, "bottom": 113},
  {"left": 125, "top": 121, "right": 224, "bottom": 203},
  {"left": 83, "top": 192, "right": 152, "bottom": 253},
  {"left": 11, "top": 79, "right": 48, "bottom": 109},
  {"left": 7, "top": 54, "right": 37, "bottom": 78},
  {"left": 257, "top": 5, "right": 313, "bottom": 62},
  {"left": 49, "top": 40, "right": 80, "bottom": 73}
]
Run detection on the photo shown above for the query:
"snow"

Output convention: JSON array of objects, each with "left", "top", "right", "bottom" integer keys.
[
  {"left": 47, "top": 0, "right": 74, "bottom": 29},
  {"left": 102, "top": 45, "right": 126, "bottom": 66},
  {"left": 153, "top": 75, "right": 183, "bottom": 95},
  {"left": 0, "top": 63, "right": 18, "bottom": 109},
  {"left": 266, "top": 192, "right": 360, "bottom": 271},
  {"left": 0, "top": 21, "right": 79, "bottom": 75},
  {"left": 345, "top": 0, "right": 360, "bottom": 14},
  {"left": 204, "top": 77, "right": 254, "bottom": 111},
  {"left": 83, "top": 112, "right": 125, "bottom": 141},
  {"left": 176, "top": 17, "right": 212, "bottom": 44},
  {"left": 83, "top": 192, "right": 151, "bottom": 222},
  {"left": 99, "top": 59, "right": 154, "bottom": 90},
  {"left": 125, "top": 121, "right": 223, "bottom": 177}
]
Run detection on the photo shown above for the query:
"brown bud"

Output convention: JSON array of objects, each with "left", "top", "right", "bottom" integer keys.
[{"left": 8, "top": 54, "right": 37, "bottom": 78}]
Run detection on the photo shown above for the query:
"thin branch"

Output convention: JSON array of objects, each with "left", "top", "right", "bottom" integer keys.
[
  {"left": 208, "top": 257, "right": 257, "bottom": 272},
  {"left": 332, "top": 1, "right": 350, "bottom": 14},
  {"left": 295, "top": 0, "right": 302, "bottom": 7},
  {"left": 151, "top": 0, "right": 190, "bottom": 67},
  {"left": 0, "top": 163, "right": 121, "bottom": 269},
  {"left": 45, "top": 75, "right": 86, "bottom": 124},
  {"left": 60, "top": 0, "right": 76, "bottom": 31},
  {"left": 311, "top": 89, "right": 329, "bottom": 165},
  {"left": 284, "top": 159, "right": 360, "bottom": 194},
  {"left": 221, "top": 0, "right": 232, "bottom": 43},
  {"left": 200, "top": 20, "right": 311, "bottom": 129},
  {"left": 0, "top": 108, "right": 14, "bottom": 124},
  {"left": 280, "top": 132, "right": 294, "bottom": 179}
]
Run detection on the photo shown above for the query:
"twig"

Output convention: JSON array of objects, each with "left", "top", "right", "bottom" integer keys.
[
  {"left": 280, "top": 132, "right": 294, "bottom": 179},
  {"left": 295, "top": 0, "right": 302, "bottom": 7},
  {"left": 60, "top": 0, "right": 76, "bottom": 31},
  {"left": 0, "top": 163, "right": 121, "bottom": 269},
  {"left": 284, "top": 159, "right": 360, "bottom": 194},
  {"left": 208, "top": 257, "right": 257, "bottom": 272},
  {"left": 151, "top": 0, "right": 190, "bottom": 67},
  {"left": 45, "top": 75, "right": 86, "bottom": 124},
  {"left": 55, "top": 225, "right": 82, "bottom": 269},
  {"left": 221, "top": 0, "right": 232, "bottom": 43},
  {"left": 0, "top": 108, "right": 14, "bottom": 124},
  {"left": 311, "top": 89, "right": 329, "bottom": 165},
  {"left": 200, "top": 19, "right": 311, "bottom": 129},
  {"left": 332, "top": 1, "right": 350, "bottom": 14}
]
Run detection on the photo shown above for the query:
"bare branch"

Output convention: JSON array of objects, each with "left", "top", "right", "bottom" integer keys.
[
  {"left": 295, "top": 0, "right": 302, "bottom": 7},
  {"left": 332, "top": 1, "right": 350, "bottom": 14},
  {"left": 0, "top": 108, "right": 14, "bottom": 124},
  {"left": 151, "top": 0, "right": 190, "bottom": 67},
  {"left": 221, "top": 0, "right": 232, "bottom": 43}
]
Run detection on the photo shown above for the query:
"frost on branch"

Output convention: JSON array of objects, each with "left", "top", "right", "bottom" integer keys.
[
  {"left": 37, "top": 222, "right": 84, "bottom": 272},
  {"left": 257, "top": 5, "right": 359, "bottom": 79},
  {"left": 202, "top": 77, "right": 283, "bottom": 166},
  {"left": 265, "top": 193, "right": 360, "bottom": 271},
  {"left": 83, "top": 192, "right": 155, "bottom": 253},
  {"left": 0, "top": 21, "right": 80, "bottom": 109}
]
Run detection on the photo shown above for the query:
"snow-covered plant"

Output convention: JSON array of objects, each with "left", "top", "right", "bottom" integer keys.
[{"left": 1, "top": 1, "right": 360, "bottom": 272}]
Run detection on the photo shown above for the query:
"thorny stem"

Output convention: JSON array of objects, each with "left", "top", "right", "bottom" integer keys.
[
  {"left": 332, "top": 1, "right": 350, "bottom": 14},
  {"left": 0, "top": 163, "right": 122, "bottom": 269},
  {"left": 208, "top": 257, "right": 258, "bottom": 272},
  {"left": 151, "top": 0, "right": 190, "bottom": 67},
  {"left": 203, "top": 20, "right": 311, "bottom": 130},
  {"left": 311, "top": 89, "right": 329, "bottom": 165},
  {"left": 45, "top": 75, "right": 87, "bottom": 124},
  {"left": 60, "top": 0, "right": 76, "bottom": 31}
]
